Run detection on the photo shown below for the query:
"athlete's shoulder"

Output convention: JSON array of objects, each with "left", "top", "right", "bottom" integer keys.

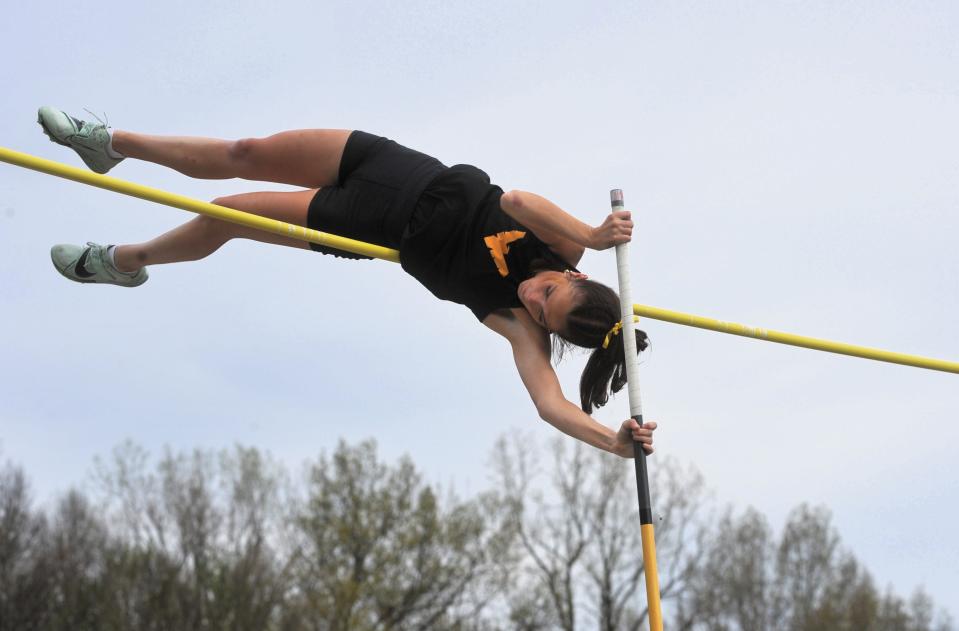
[{"left": 482, "top": 307, "right": 548, "bottom": 347}]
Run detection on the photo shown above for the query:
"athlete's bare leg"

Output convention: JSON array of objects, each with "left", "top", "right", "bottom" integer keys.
[
  {"left": 112, "top": 189, "right": 317, "bottom": 272},
  {"left": 111, "top": 129, "right": 352, "bottom": 189}
]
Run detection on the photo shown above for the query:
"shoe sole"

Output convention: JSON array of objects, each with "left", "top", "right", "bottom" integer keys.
[
  {"left": 51, "top": 263, "right": 98, "bottom": 284},
  {"left": 37, "top": 111, "right": 72, "bottom": 147}
]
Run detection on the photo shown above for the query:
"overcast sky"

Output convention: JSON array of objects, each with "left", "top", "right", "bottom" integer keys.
[{"left": 2, "top": 0, "right": 957, "bottom": 619}]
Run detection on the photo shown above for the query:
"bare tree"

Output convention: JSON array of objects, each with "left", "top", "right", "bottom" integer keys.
[
  {"left": 93, "top": 441, "right": 170, "bottom": 550},
  {"left": 674, "top": 507, "right": 776, "bottom": 631},
  {"left": 489, "top": 432, "right": 709, "bottom": 631},
  {"left": 93, "top": 442, "right": 294, "bottom": 630},
  {"left": 489, "top": 433, "right": 580, "bottom": 631},
  {"left": 673, "top": 503, "right": 955, "bottom": 631}
]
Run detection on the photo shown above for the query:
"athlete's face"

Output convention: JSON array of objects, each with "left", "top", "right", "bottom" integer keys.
[{"left": 518, "top": 271, "right": 585, "bottom": 333}]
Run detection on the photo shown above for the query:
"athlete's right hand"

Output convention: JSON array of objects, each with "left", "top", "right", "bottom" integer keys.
[
  {"left": 612, "top": 418, "right": 656, "bottom": 459},
  {"left": 589, "top": 210, "right": 633, "bottom": 250}
]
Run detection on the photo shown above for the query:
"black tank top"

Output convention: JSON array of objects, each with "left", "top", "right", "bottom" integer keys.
[{"left": 399, "top": 164, "right": 577, "bottom": 322}]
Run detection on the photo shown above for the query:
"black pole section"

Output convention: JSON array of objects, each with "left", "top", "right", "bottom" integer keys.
[{"left": 632, "top": 414, "right": 654, "bottom": 525}]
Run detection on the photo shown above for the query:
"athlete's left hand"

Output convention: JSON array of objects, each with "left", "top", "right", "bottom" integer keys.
[
  {"left": 589, "top": 210, "right": 633, "bottom": 250},
  {"left": 612, "top": 419, "right": 657, "bottom": 458}
]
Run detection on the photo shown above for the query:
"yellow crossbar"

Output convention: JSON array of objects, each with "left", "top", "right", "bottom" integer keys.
[
  {"left": 633, "top": 305, "right": 958, "bottom": 374},
  {"left": 0, "top": 146, "right": 399, "bottom": 262},
  {"left": 2, "top": 145, "right": 956, "bottom": 375}
]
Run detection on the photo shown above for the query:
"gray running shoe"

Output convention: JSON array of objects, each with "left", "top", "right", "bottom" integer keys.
[
  {"left": 50, "top": 242, "right": 148, "bottom": 287},
  {"left": 37, "top": 106, "right": 125, "bottom": 174}
]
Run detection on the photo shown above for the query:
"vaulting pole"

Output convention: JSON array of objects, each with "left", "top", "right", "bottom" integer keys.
[
  {"left": 611, "top": 188, "right": 663, "bottom": 631},
  {"left": 2, "top": 146, "right": 957, "bottom": 375}
]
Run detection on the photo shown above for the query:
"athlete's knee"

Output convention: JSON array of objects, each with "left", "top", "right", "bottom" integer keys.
[
  {"left": 227, "top": 137, "right": 261, "bottom": 169},
  {"left": 195, "top": 207, "right": 234, "bottom": 240}
]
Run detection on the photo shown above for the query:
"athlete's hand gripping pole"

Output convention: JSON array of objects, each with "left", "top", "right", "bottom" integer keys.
[{"left": 612, "top": 189, "right": 663, "bottom": 631}]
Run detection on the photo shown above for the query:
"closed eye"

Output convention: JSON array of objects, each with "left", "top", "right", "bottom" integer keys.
[{"left": 541, "top": 287, "right": 553, "bottom": 326}]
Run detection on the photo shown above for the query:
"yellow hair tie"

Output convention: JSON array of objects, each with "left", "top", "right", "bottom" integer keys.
[{"left": 601, "top": 316, "right": 641, "bottom": 349}]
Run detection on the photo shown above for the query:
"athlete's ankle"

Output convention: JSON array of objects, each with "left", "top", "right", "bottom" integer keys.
[
  {"left": 111, "top": 245, "right": 142, "bottom": 273},
  {"left": 105, "top": 128, "right": 125, "bottom": 159},
  {"left": 110, "top": 129, "right": 137, "bottom": 159}
]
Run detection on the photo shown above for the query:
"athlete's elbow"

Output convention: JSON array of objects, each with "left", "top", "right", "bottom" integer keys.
[
  {"left": 534, "top": 399, "right": 561, "bottom": 423},
  {"left": 535, "top": 404, "right": 550, "bottom": 422},
  {"left": 502, "top": 190, "right": 524, "bottom": 211}
]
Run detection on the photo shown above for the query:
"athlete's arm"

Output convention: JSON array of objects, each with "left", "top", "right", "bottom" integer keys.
[
  {"left": 499, "top": 190, "right": 634, "bottom": 264},
  {"left": 499, "top": 190, "right": 587, "bottom": 265},
  {"left": 483, "top": 309, "right": 655, "bottom": 458}
]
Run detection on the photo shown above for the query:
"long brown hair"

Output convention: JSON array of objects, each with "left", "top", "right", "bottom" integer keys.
[{"left": 555, "top": 278, "right": 649, "bottom": 413}]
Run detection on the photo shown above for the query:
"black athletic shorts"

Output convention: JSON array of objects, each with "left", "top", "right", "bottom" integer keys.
[{"left": 306, "top": 131, "right": 447, "bottom": 259}]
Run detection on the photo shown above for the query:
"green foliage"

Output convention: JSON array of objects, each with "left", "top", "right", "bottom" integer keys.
[
  {"left": 287, "top": 439, "right": 511, "bottom": 630},
  {"left": 0, "top": 440, "right": 953, "bottom": 631},
  {"left": 0, "top": 463, "right": 52, "bottom": 630}
]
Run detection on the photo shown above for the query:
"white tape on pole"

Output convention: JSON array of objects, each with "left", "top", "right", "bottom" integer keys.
[{"left": 612, "top": 189, "right": 644, "bottom": 419}]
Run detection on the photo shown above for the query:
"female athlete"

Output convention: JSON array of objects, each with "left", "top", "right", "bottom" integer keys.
[{"left": 38, "top": 107, "right": 657, "bottom": 459}]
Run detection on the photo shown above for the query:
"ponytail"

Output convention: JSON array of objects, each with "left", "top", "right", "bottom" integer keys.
[
  {"left": 579, "top": 328, "right": 649, "bottom": 413},
  {"left": 555, "top": 279, "right": 649, "bottom": 413}
]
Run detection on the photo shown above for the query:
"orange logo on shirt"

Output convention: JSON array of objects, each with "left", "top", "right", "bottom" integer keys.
[{"left": 484, "top": 230, "right": 526, "bottom": 277}]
